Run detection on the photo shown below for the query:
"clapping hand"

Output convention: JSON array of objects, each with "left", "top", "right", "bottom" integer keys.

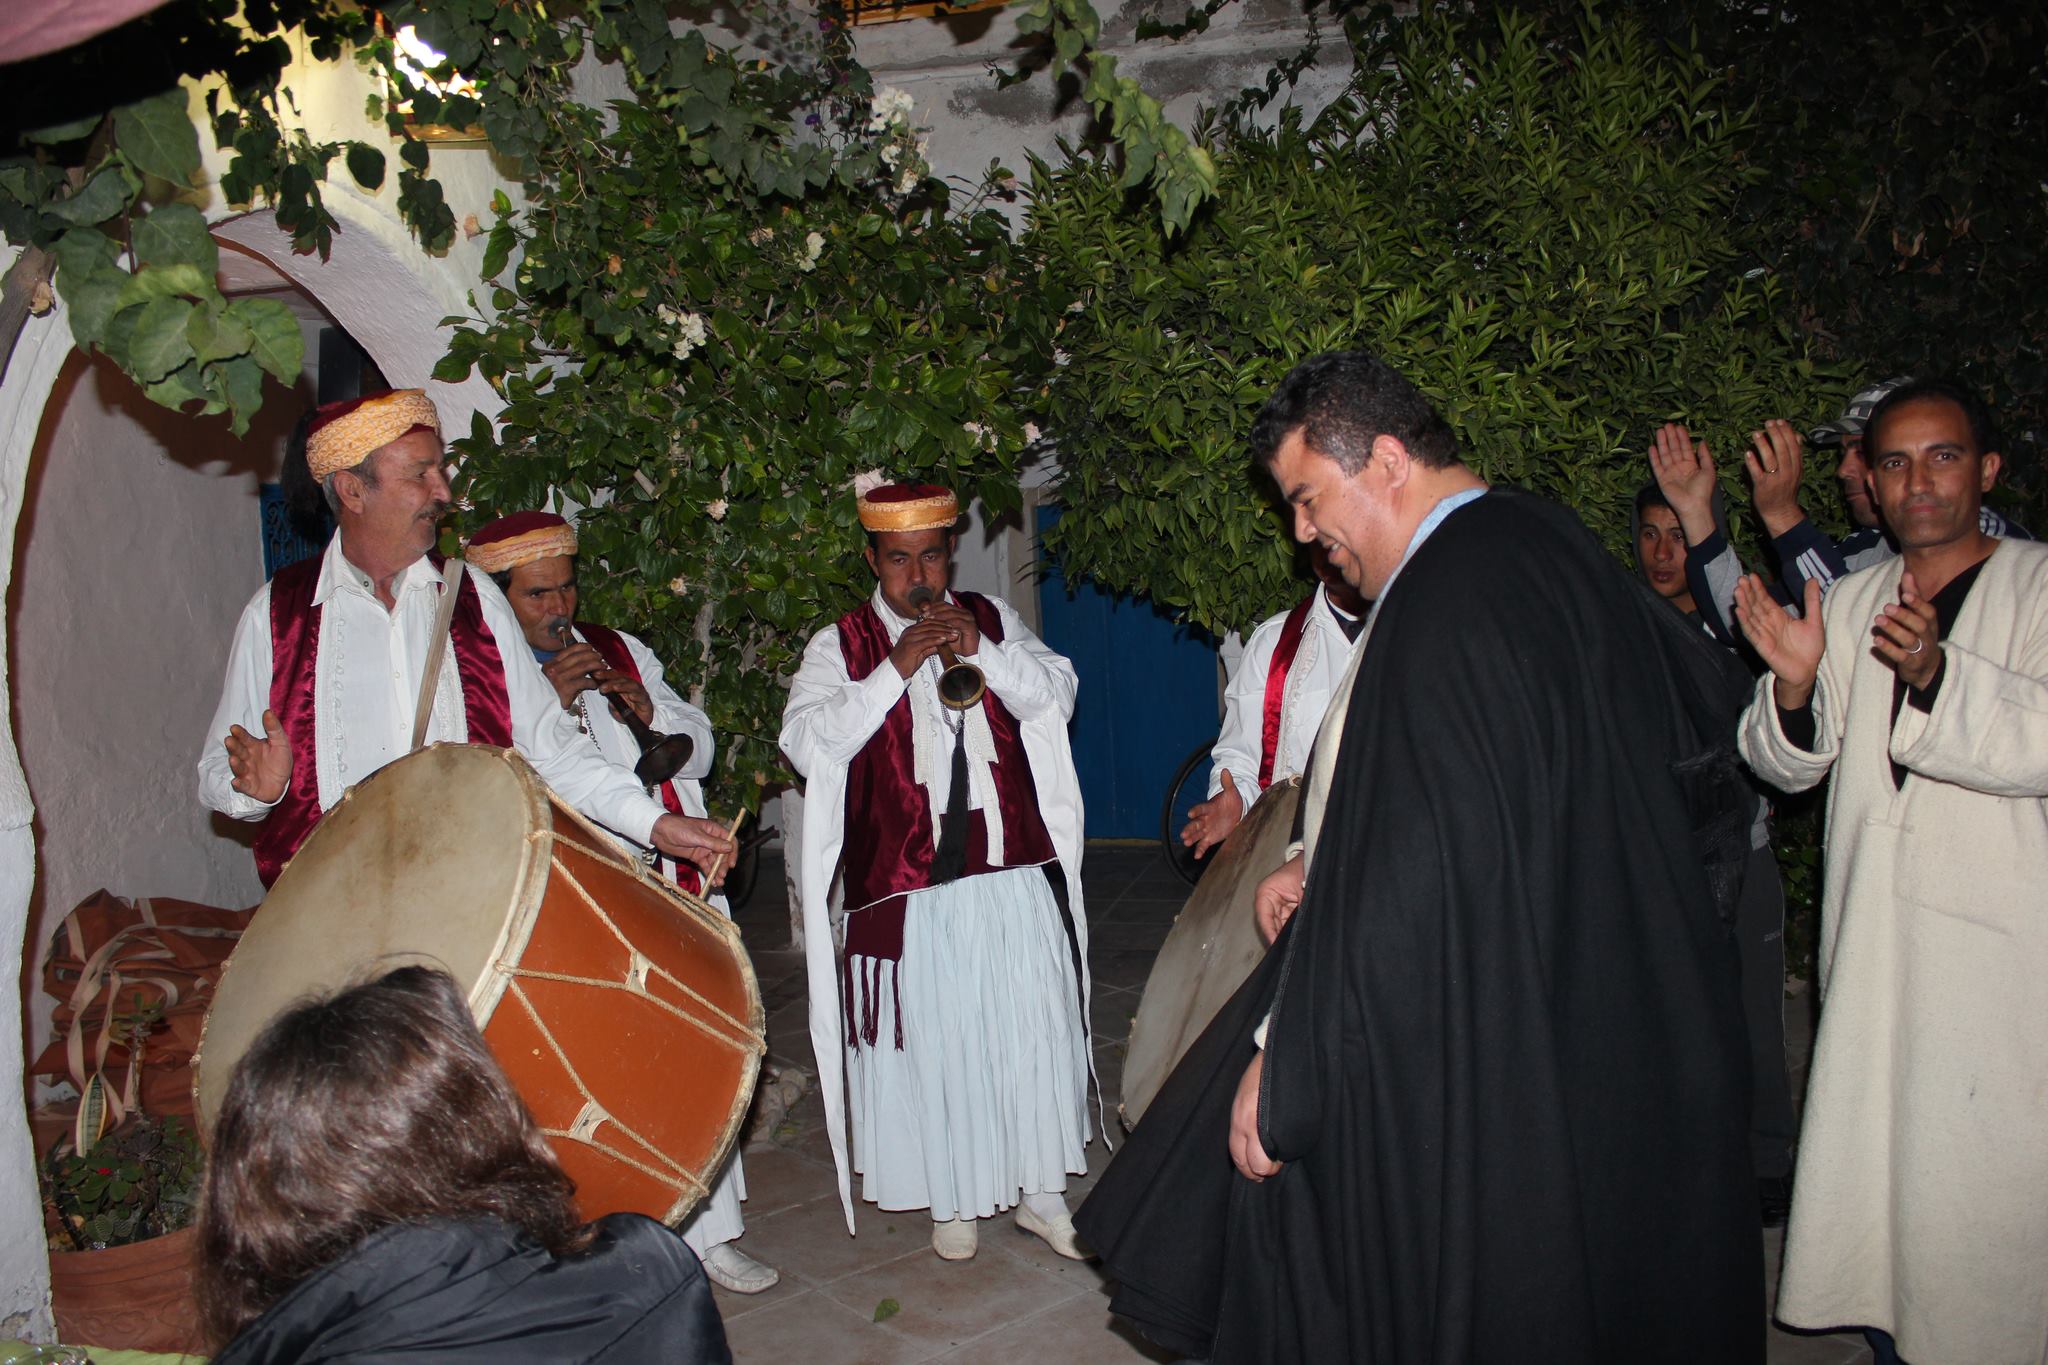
[{"left": 1735, "top": 575, "right": 1825, "bottom": 708}]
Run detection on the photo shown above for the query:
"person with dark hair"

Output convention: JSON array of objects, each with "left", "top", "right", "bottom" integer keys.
[
  {"left": 1734, "top": 378, "right": 2048, "bottom": 1365},
  {"left": 1079, "top": 350, "right": 1761, "bottom": 1362},
  {"left": 461, "top": 509, "right": 776, "bottom": 1295},
  {"left": 197, "top": 964, "right": 731, "bottom": 1362},
  {"left": 780, "top": 481, "right": 1094, "bottom": 1263},
  {"left": 1180, "top": 544, "right": 1364, "bottom": 861},
  {"left": 1632, "top": 479, "right": 1798, "bottom": 1228},
  {"left": 196, "top": 390, "right": 734, "bottom": 888}
]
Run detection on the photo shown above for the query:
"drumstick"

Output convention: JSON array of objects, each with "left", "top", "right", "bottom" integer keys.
[{"left": 701, "top": 810, "right": 748, "bottom": 888}]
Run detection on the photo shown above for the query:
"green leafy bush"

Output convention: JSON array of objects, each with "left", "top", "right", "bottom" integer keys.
[
  {"left": 43, "top": 1115, "right": 201, "bottom": 1252},
  {"left": 1025, "top": 5, "right": 1851, "bottom": 636},
  {"left": 440, "top": 18, "right": 1058, "bottom": 809}
]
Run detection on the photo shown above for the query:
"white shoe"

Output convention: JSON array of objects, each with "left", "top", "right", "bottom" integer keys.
[
  {"left": 700, "top": 1242, "right": 780, "bottom": 1294},
  {"left": 931, "top": 1217, "right": 979, "bottom": 1261},
  {"left": 1014, "top": 1204, "right": 1092, "bottom": 1261}
]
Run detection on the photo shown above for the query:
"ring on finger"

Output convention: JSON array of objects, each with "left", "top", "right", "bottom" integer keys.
[{"left": 1908, "top": 638, "right": 1925, "bottom": 656}]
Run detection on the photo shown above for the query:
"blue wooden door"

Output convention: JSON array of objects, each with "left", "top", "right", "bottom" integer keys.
[{"left": 1035, "top": 506, "right": 1221, "bottom": 837}]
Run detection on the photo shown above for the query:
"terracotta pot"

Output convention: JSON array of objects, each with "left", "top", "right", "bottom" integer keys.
[{"left": 47, "top": 1224, "right": 207, "bottom": 1355}]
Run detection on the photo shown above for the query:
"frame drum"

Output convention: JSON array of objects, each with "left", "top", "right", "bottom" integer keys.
[
  {"left": 1121, "top": 776, "right": 1300, "bottom": 1128},
  {"left": 194, "top": 743, "right": 766, "bottom": 1225}
]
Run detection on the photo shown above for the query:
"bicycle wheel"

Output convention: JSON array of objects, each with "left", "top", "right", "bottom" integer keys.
[{"left": 1160, "top": 738, "right": 1218, "bottom": 887}]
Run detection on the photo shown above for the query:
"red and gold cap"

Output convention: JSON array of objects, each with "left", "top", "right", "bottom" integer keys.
[
  {"left": 465, "top": 510, "right": 577, "bottom": 573},
  {"left": 305, "top": 389, "right": 441, "bottom": 481},
  {"left": 857, "top": 482, "right": 958, "bottom": 534}
]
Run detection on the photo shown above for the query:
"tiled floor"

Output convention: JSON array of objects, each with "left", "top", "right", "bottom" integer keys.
[{"left": 716, "top": 842, "right": 1869, "bottom": 1364}]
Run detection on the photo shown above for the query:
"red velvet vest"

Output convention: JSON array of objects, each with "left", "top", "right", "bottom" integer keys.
[
  {"left": 837, "top": 593, "right": 1056, "bottom": 911},
  {"left": 1258, "top": 595, "right": 1316, "bottom": 789},
  {"left": 578, "top": 622, "right": 699, "bottom": 896},
  {"left": 256, "top": 554, "right": 513, "bottom": 886}
]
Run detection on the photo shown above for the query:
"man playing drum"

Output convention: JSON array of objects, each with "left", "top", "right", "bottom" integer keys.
[
  {"left": 781, "top": 481, "right": 1094, "bottom": 1262},
  {"left": 1179, "top": 544, "right": 1365, "bottom": 860},
  {"left": 463, "top": 508, "right": 779, "bottom": 1295},
  {"left": 196, "top": 389, "right": 735, "bottom": 888}
]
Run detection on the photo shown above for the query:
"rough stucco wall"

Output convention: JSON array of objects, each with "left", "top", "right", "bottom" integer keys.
[{"left": 11, "top": 349, "right": 309, "bottom": 1061}]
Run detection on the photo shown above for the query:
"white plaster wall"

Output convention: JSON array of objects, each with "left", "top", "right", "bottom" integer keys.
[{"left": 9, "top": 348, "right": 315, "bottom": 1061}]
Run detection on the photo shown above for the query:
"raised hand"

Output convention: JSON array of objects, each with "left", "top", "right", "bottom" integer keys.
[
  {"left": 1744, "top": 419, "right": 1809, "bottom": 537},
  {"left": 888, "top": 619, "right": 958, "bottom": 679},
  {"left": 1872, "top": 570, "right": 1942, "bottom": 691},
  {"left": 1735, "top": 575, "right": 1826, "bottom": 708},
  {"left": 1648, "top": 421, "right": 1718, "bottom": 543},
  {"left": 224, "top": 709, "right": 293, "bottom": 803},
  {"left": 1180, "top": 769, "right": 1246, "bottom": 859}
]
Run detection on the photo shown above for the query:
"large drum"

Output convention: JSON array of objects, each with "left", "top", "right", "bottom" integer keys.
[
  {"left": 1121, "top": 776, "right": 1300, "bottom": 1128},
  {"left": 195, "top": 743, "right": 765, "bottom": 1225}
]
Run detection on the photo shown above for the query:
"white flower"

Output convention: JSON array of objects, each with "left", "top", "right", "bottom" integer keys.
[
  {"left": 657, "top": 303, "right": 681, "bottom": 326},
  {"left": 895, "top": 166, "right": 918, "bottom": 195},
  {"left": 851, "top": 468, "right": 888, "bottom": 497},
  {"left": 799, "top": 231, "right": 825, "bottom": 273},
  {"left": 1065, "top": 299, "right": 1085, "bottom": 314},
  {"left": 668, "top": 308, "right": 709, "bottom": 361},
  {"left": 668, "top": 575, "right": 689, "bottom": 595},
  {"left": 881, "top": 142, "right": 903, "bottom": 170},
  {"left": 1052, "top": 348, "right": 1072, "bottom": 367},
  {"left": 707, "top": 498, "right": 729, "bottom": 521},
  {"left": 962, "top": 421, "right": 997, "bottom": 452},
  {"left": 867, "top": 86, "right": 915, "bottom": 133},
  {"left": 747, "top": 226, "right": 775, "bottom": 245},
  {"left": 1023, "top": 422, "right": 1041, "bottom": 443}
]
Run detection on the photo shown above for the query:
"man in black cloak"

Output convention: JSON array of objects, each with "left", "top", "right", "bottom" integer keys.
[{"left": 1076, "top": 351, "right": 1763, "bottom": 1363}]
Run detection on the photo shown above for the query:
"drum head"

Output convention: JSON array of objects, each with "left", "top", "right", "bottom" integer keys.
[
  {"left": 1122, "top": 777, "right": 1301, "bottom": 1127},
  {"left": 194, "top": 744, "right": 551, "bottom": 1132}
]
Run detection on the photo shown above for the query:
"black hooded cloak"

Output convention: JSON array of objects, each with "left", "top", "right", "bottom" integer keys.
[{"left": 1080, "top": 489, "right": 1762, "bottom": 1364}]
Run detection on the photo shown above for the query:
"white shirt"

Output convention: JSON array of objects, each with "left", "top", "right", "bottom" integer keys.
[
  {"left": 197, "top": 538, "right": 668, "bottom": 847},
  {"left": 1208, "top": 583, "right": 1360, "bottom": 799},
  {"left": 557, "top": 627, "right": 716, "bottom": 871}
]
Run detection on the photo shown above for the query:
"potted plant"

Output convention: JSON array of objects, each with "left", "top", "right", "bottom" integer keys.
[{"left": 39, "top": 1001, "right": 208, "bottom": 1355}]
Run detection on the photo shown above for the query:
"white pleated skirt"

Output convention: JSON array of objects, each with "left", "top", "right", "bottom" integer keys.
[{"left": 846, "top": 865, "right": 1091, "bottom": 1221}]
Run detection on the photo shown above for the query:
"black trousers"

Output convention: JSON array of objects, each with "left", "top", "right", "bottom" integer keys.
[{"left": 1737, "top": 839, "right": 1796, "bottom": 1179}]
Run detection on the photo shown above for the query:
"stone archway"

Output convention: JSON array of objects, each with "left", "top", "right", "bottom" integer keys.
[{"left": 0, "top": 192, "right": 500, "bottom": 1336}]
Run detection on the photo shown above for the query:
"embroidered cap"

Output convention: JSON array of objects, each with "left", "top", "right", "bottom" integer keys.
[
  {"left": 857, "top": 482, "right": 958, "bottom": 534},
  {"left": 305, "top": 389, "right": 442, "bottom": 481},
  {"left": 465, "top": 510, "right": 578, "bottom": 574}
]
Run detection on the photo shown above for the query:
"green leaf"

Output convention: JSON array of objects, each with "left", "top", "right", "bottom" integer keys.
[
  {"left": 235, "top": 297, "right": 305, "bottom": 382},
  {"left": 187, "top": 304, "right": 255, "bottom": 364},
  {"left": 219, "top": 355, "right": 267, "bottom": 437},
  {"left": 114, "top": 88, "right": 202, "bottom": 188},
  {"left": 26, "top": 115, "right": 101, "bottom": 146},
  {"left": 115, "top": 262, "right": 212, "bottom": 311},
  {"left": 143, "top": 362, "right": 209, "bottom": 411},
  {"left": 43, "top": 167, "right": 133, "bottom": 228},
  {"left": 872, "top": 1298, "right": 901, "bottom": 1323},
  {"left": 131, "top": 203, "right": 219, "bottom": 273},
  {"left": 345, "top": 142, "right": 386, "bottom": 191},
  {"left": 126, "top": 297, "right": 198, "bottom": 383},
  {"left": 59, "top": 262, "right": 128, "bottom": 350}
]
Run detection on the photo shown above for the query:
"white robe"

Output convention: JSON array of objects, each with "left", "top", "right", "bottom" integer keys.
[
  {"left": 1208, "top": 584, "right": 1359, "bottom": 799},
  {"left": 1738, "top": 539, "right": 2048, "bottom": 1365},
  {"left": 559, "top": 627, "right": 747, "bottom": 1255},
  {"left": 780, "top": 589, "right": 1091, "bottom": 1231}
]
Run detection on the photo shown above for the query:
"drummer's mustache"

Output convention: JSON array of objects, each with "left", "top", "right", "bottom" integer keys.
[{"left": 545, "top": 615, "right": 574, "bottom": 643}]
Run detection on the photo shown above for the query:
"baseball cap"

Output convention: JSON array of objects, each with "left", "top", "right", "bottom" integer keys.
[{"left": 1809, "top": 376, "right": 1912, "bottom": 446}]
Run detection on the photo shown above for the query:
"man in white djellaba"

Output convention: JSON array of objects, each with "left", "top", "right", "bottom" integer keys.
[
  {"left": 780, "top": 480, "right": 1093, "bottom": 1262},
  {"left": 1733, "top": 377, "right": 2048, "bottom": 1365}
]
